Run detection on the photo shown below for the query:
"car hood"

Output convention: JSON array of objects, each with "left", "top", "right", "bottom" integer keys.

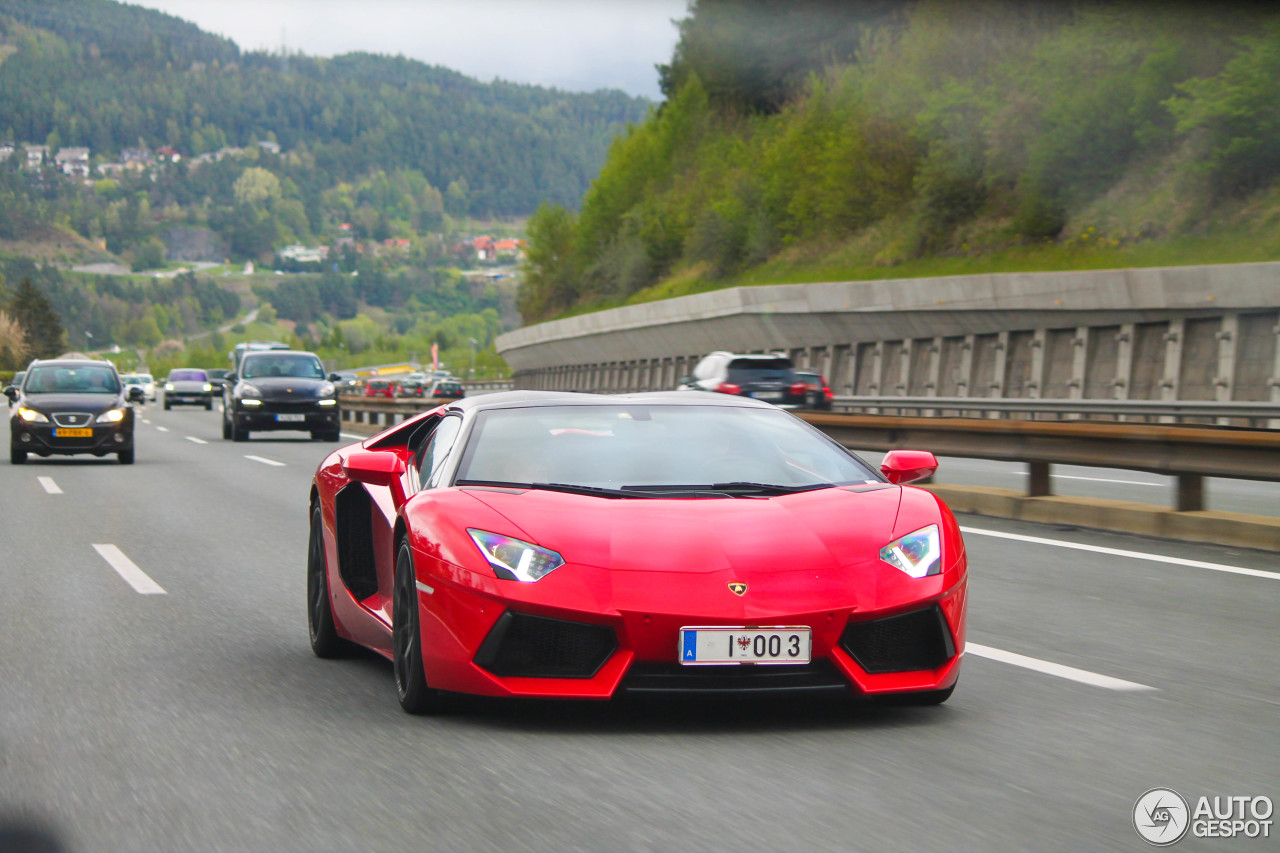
[
  {"left": 239, "top": 377, "right": 328, "bottom": 400},
  {"left": 20, "top": 394, "right": 124, "bottom": 414},
  {"left": 463, "top": 484, "right": 905, "bottom": 575}
]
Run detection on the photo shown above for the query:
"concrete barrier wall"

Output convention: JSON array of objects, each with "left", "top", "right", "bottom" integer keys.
[{"left": 496, "top": 263, "right": 1280, "bottom": 405}]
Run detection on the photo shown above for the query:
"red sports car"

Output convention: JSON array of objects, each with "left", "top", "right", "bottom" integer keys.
[{"left": 308, "top": 391, "right": 967, "bottom": 713}]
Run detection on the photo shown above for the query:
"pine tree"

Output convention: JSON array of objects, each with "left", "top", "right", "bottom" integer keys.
[{"left": 8, "top": 278, "right": 65, "bottom": 359}]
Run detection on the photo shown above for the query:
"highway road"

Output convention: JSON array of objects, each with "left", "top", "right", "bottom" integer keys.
[{"left": 2, "top": 403, "right": 1278, "bottom": 852}]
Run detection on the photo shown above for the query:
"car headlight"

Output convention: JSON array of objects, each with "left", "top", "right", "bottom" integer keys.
[
  {"left": 879, "top": 524, "right": 942, "bottom": 579},
  {"left": 467, "top": 529, "right": 564, "bottom": 582},
  {"left": 201, "top": 383, "right": 212, "bottom": 392},
  {"left": 164, "top": 383, "right": 175, "bottom": 391},
  {"left": 240, "top": 398, "right": 262, "bottom": 407},
  {"left": 95, "top": 408, "right": 126, "bottom": 424},
  {"left": 17, "top": 407, "right": 49, "bottom": 423},
  {"left": 318, "top": 382, "right": 335, "bottom": 397}
]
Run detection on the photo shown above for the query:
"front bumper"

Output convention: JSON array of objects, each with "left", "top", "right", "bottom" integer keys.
[
  {"left": 413, "top": 564, "right": 967, "bottom": 700},
  {"left": 165, "top": 392, "right": 215, "bottom": 405},
  {"left": 10, "top": 419, "right": 133, "bottom": 455},
  {"left": 234, "top": 401, "right": 340, "bottom": 431}
]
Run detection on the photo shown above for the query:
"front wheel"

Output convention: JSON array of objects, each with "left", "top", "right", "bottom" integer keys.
[
  {"left": 10, "top": 446, "right": 26, "bottom": 464},
  {"left": 204, "top": 400, "right": 213, "bottom": 411},
  {"left": 393, "top": 538, "right": 447, "bottom": 714},
  {"left": 307, "top": 503, "right": 344, "bottom": 658},
  {"left": 118, "top": 448, "right": 135, "bottom": 465},
  {"left": 221, "top": 413, "right": 231, "bottom": 439},
  {"left": 231, "top": 419, "right": 247, "bottom": 442},
  {"left": 163, "top": 400, "right": 171, "bottom": 410}
]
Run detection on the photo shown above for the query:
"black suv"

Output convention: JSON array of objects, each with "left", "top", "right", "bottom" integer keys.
[
  {"left": 677, "top": 352, "right": 806, "bottom": 408},
  {"left": 6, "top": 357, "right": 144, "bottom": 464},
  {"left": 222, "top": 350, "right": 342, "bottom": 442}
]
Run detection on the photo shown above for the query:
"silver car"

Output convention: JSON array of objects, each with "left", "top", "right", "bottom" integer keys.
[{"left": 163, "top": 368, "right": 215, "bottom": 410}]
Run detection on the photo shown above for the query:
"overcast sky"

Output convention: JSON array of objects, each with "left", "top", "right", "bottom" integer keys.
[{"left": 129, "top": 0, "right": 688, "bottom": 99}]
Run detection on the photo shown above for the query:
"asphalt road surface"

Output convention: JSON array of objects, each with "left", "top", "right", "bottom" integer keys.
[{"left": 2, "top": 404, "right": 1277, "bottom": 852}]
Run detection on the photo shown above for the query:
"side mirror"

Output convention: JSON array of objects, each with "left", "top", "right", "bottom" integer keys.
[
  {"left": 3, "top": 386, "right": 16, "bottom": 402},
  {"left": 328, "top": 373, "right": 341, "bottom": 382},
  {"left": 342, "top": 448, "right": 407, "bottom": 487},
  {"left": 226, "top": 373, "right": 237, "bottom": 384},
  {"left": 127, "top": 386, "right": 145, "bottom": 403},
  {"left": 677, "top": 376, "right": 695, "bottom": 387},
  {"left": 881, "top": 450, "right": 938, "bottom": 485}
]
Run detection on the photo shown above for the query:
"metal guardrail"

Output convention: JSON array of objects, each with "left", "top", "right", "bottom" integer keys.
[
  {"left": 831, "top": 395, "right": 1280, "bottom": 425},
  {"left": 337, "top": 396, "right": 1280, "bottom": 513}
]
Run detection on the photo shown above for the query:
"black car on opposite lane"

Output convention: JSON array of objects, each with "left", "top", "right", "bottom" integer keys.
[
  {"left": 676, "top": 351, "right": 808, "bottom": 408},
  {"left": 6, "top": 357, "right": 144, "bottom": 464},
  {"left": 222, "top": 350, "right": 342, "bottom": 442}
]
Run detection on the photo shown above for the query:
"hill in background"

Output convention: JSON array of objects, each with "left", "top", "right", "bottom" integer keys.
[{"left": 519, "top": 0, "right": 1280, "bottom": 321}]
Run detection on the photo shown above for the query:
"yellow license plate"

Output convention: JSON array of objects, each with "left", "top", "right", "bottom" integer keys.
[{"left": 55, "top": 428, "right": 94, "bottom": 438}]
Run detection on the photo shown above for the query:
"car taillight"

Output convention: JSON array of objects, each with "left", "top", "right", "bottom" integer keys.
[
  {"left": 790, "top": 382, "right": 807, "bottom": 397},
  {"left": 716, "top": 382, "right": 742, "bottom": 395},
  {"left": 824, "top": 387, "right": 834, "bottom": 401}
]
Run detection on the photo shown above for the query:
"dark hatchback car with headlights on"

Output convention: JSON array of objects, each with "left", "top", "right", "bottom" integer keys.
[
  {"left": 6, "top": 357, "right": 144, "bottom": 464},
  {"left": 205, "top": 368, "right": 232, "bottom": 393},
  {"left": 163, "top": 368, "right": 216, "bottom": 410},
  {"left": 222, "top": 350, "right": 342, "bottom": 442},
  {"left": 677, "top": 351, "right": 808, "bottom": 408}
]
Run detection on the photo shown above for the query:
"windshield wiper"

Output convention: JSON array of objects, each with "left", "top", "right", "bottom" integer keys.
[
  {"left": 457, "top": 479, "right": 653, "bottom": 499},
  {"left": 622, "top": 482, "right": 837, "bottom": 496}
]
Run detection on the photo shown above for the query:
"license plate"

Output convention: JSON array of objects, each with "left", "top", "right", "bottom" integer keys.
[
  {"left": 275, "top": 413, "right": 306, "bottom": 422},
  {"left": 680, "top": 627, "right": 811, "bottom": 665},
  {"left": 55, "top": 428, "right": 94, "bottom": 437},
  {"left": 751, "top": 391, "right": 782, "bottom": 401}
]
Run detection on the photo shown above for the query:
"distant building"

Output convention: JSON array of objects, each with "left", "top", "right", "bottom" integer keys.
[
  {"left": 97, "top": 162, "right": 125, "bottom": 176},
  {"left": 25, "top": 145, "right": 49, "bottom": 168},
  {"left": 0, "top": 143, "right": 14, "bottom": 163},
  {"left": 154, "top": 146, "right": 181, "bottom": 163},
  {"left": 278, "top": 244, "right": 328, "bottom": 264},
  {"left": 493, "top": 238, "right": 525, "bottom": 261},
  {"left": 257, "top": 140, "right": 281, "bottom": 155},
  {"left": 55, "top": 147, "right": 90, "bottom": 177}
]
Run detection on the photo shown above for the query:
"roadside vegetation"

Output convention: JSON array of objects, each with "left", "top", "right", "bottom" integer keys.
[{"left": 520, "top": 0, "right": 1280, "bottom": 321}]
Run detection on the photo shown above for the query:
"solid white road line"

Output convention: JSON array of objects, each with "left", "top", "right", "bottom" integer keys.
[
  {"left": 245, "top": 455, "right": 285, "bottom": 467},
  {"left": 185, "top": 436, "right": 208, "bottom": 444},
  {"left": 967, "top": 642, "right": 1156, "bottom": 692},
  {"left": 340, "top": 432, "right": 366, "bottom": 441},
  {"left": 37, "top": 476, "right": 62, "bottom": 495},
  {"left": 1010, "top": 471, "right": 1163, "bottom": 486},
  {"left": 156, "top": 426, "right": 169, "bottom": 432},
  {"left": 92, "top": 544, "right": 166, "bottom": 595},
  {"left": 962, "top": 526, "right": 1280, "bottom": 581}
]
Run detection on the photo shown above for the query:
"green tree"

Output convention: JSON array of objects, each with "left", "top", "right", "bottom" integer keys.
[{"left": 8, "top": 278, "right": 65, "bottom": 358}]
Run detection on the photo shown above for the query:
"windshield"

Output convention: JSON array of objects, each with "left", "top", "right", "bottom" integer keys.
[
  {"left": 122, "top": 376, "right": 141, "bottom": 385},
  {"left": 169, "top": 369, "right": 207, "bottom": 381},
  {"left": 727, "top": 358, "right": 794, "bottom": 384},
  {"left": 241, "top": 354, "right": 325, "bottom": 380},
  {"left": 455, "top": 404, "right": 878, "bottom": 492},
  {"left": 25, "top": 364, "right": 121, "bottom": 395}
]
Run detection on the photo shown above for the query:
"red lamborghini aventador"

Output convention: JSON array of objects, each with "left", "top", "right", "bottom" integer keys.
[{"left": 308, "top": 391, "right": 967, "bottom": 713}]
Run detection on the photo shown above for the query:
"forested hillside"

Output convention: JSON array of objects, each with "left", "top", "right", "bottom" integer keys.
[
  {"left": 0, "top": 0, "right": 646, "bottom": 215},
  {"left": 520, "top": 0, "right": 1280, "bottom": 322}
]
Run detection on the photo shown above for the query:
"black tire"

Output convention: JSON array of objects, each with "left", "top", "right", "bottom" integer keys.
[
  {"left": 204, "top": 400, "right": 213, "bottom": 411},
  {"left": 118, "top": 448, "right": 135, "bottom": 465},
  {"left": 163, "top": 400, "right": 171, "bottom": 410},
  {"left": 393, "top": 537, "right": 447, "bottom": 714},
  {"left": 221, "top": 413, "right": 232, "bottom": 439},
  {"left": 307, "top": 502, "right": 345, "bottom": 658},
  {"left": 324, "top": 429, "right": 341, "bottom": 442},
  {"left": 10, "top": 446, "right": 26, "bottom": 464},
  {"left": 231, "top": 419, "right": 247, "bottom": 442}
]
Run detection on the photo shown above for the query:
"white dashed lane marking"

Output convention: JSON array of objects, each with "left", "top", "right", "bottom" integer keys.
[
  {"left": 92, "top": 544, "right": 166, "bottom": 595},
  {"left": 185, "top": 436, "right": 208, "bottom": 445},
  {"left": 967, "top": 642, "right": 1156, "bottom": 692},
  {"left": 156, "top": 426, "right": 169, "bottom": 432},
  {"left": 962, "top": 527, "right": 1279, "bottom": 581},
  {"left": 37, "top": 476, "right": 62, "bottom": 495},
  {"left": 245, "top": 455, "right": 285, "bottom": 467}
]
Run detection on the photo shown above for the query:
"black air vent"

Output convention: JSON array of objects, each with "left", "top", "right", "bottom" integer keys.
[
  {"left": 474, "top": 612, "right": 617, "bottom": 678},
  {"left": 840, "top": 606, "right": 955, "bottom": 674},
  {"left": 334, "top": 484, "right": 378, "bottom": 600}
]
